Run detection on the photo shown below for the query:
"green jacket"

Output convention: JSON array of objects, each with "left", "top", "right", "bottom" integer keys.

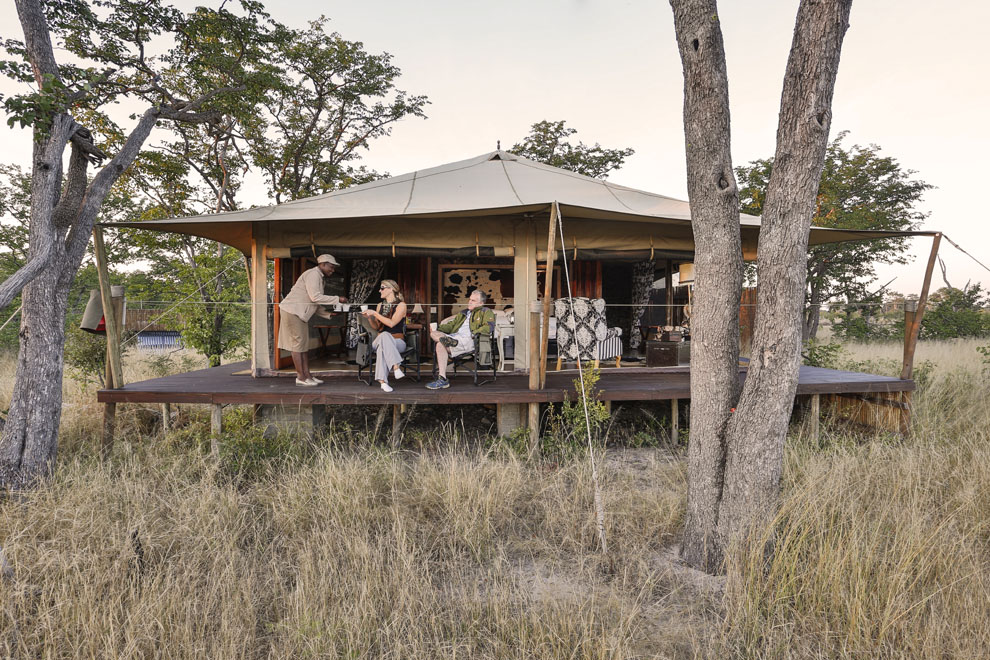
[{"left": 438, "top": 307, "right": 495, "bottom": 336}]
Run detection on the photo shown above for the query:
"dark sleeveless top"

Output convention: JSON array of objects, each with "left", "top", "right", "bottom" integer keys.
[{"left": 380, "top": 302, "right": 406, "bottom": 335}]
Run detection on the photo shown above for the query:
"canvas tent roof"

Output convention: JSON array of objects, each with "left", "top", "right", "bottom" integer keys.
[{"left": 105, "top": 150, "right": 935, "bottom": 257}]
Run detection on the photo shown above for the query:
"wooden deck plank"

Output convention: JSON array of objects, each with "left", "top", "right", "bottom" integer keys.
[{"left": 97, "top": 362, "right": 914, "bottom": 406}]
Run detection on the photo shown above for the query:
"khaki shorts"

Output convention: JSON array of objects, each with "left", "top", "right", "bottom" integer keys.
[{"left": 278, "top": 311, "right": 310, "bottom": 352}]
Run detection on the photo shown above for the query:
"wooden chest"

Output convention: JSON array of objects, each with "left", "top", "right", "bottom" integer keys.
[{"left": 646, "top": 340, "right": 682, "bottom": 367}]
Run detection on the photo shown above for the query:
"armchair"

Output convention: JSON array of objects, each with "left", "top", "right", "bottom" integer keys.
[
  {"left": 430, "top": 322, "right": 498, "bottom": 386},
  {"left": 553, "top": 297, "right": 623, "bottom": 370},
  {"left": 356, "top": 326, "right": 422, "bottom": 386}
]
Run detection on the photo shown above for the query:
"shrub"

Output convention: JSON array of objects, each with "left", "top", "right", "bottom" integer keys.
[
  {"left": 543, "top": 368, "right": 611, "bottom": 459},
  {"left": 802, "top": 339, "right": 843, "bottom": 369}
]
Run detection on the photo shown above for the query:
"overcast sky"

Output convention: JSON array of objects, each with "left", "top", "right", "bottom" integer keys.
[{"left": 2, "top": 0, "right": 988, "bottom": 296}]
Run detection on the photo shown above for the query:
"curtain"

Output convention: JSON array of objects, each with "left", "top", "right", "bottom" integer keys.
[
  {"left": 629, "top": 260, "right": 655, "bottom": 351},
  {"left": 346, "top": 259, "right": 385, "bottom": 348}
]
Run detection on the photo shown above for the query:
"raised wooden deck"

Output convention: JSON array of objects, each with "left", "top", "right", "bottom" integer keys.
[{"left": 97, "top": 362, "right": 914, "bottom": 406}]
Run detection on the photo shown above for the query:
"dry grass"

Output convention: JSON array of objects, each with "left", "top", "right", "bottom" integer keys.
[{"left": 0, "top": 340, "right": 988, "bottom": 658}]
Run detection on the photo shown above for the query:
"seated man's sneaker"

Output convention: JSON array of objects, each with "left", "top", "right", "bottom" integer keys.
[
  {"left": 425, "top": 377, "right": 450, "bottom": 390},
  {"left": 393, "top": 368, "right": 405, "bottom": 380},
  {"left": 296, "top": 378, "right": 318, "bottom": 386}
]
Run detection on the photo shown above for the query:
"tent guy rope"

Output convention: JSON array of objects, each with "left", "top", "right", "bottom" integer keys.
[{"left": 554, "top": 201, "right": 609, "bottom": 555}]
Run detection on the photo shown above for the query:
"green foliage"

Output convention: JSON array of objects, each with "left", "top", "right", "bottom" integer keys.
[
  {"left": 63, "top": 327, "right": 132, "bottom": 387},
  {"left": 802, "top": 339, "right": 843, "bottom": 369},
  {"left": 827, "top": 296, "right": 903, "bottom": 342},
  {"left": 544, "top": 369, "right": 611, "bottom": 459},
  {"left": 245, "top": 17, "right": 428, "bottom": 203},
  {"left": 920, "top": 286, "right": 990, "bottom": 340},
  {"left": 216, "top": 408, "right": 301, "bottom": 483},
  {"left": 145, "top": 351, "right": 201, "bottom": 378},
  {"left": 509, "top": 120, "right": 634, "bottom": 179},
  {"left": 738, "top": 131, "right": 931, "bottom": 339},
  {"left": 978, "top": 345, "right": 990, "bottom": 374}
]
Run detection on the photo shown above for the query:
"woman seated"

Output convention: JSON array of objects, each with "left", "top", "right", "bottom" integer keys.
[{"left": 360, "top": 279, "right": 408, "bottom": 392}]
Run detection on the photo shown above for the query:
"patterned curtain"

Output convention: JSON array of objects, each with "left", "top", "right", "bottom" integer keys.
[
  {"left": 346, "top": 259, "right": 385, "bottom": 348},
  {"left": 629, "top": 260, "right": 655, "bottom": 351}
]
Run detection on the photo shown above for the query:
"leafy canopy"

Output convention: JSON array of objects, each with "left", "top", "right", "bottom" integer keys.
[
  {"left": 509, "top": 120, "right": 634, "bottom": 179},
  {"left": 737, "top": 131, "right": 931, "bottom": 338}
]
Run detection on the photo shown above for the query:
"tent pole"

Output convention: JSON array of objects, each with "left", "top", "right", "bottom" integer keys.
[
  {"left": 901, "top": 233, "right": 941, "bottom": 381},
  {"left": 94, "top": 226, "right": 124, "bottom": 391},
  {"left": 539, "top": 203, "right": 558, "bottom": 389},
  {"left": 251, "top": 223, "right": 271, "bottom": 375},
  {"left": 513, "top": 221, "right": 538, "bottom": 371},
  {"left": 899, "top": 233, "right": 941, "bottom": 435}
]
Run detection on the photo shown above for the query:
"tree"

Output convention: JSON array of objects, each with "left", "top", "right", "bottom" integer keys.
[
  {"left": 737, "top": 132, "right": 931, "bottom": 339},
  {"left": 509, "top": 120, "right": 634, "bottom": 179},
  {"left": 116, "top": 18, "right": 427, "bottom": 364},
  {"left": 0, "top": 162, "right": 148, "bottom": 350},
  {"left": 920, "top": 285, "right": 990, "bottom": 340},
  {"left": 0, "top": 0, "right": 282, "bottom": 488},
  {"left": 245, "top": 18, "right": 428, "bottom": 203},
  {"left": 670, "top": 0, "right": 853, "bottom": 573}
]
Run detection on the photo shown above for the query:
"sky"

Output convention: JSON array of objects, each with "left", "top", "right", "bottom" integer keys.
[{"left": 2, "top": 0, "right": 988, "bottom": 296}]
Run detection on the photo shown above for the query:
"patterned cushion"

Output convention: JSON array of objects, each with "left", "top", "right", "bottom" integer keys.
[{"left": 554, "top": 297, "right": 618, "bottom": 361}]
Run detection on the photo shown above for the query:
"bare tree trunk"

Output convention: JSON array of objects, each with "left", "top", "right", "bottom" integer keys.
[
  {"left": 670, "top": 0, "right": 743, "bottom": 574},
  {"left": 0, "top": 269, "right": 71, "bottom": 487},
  {"left": 670, "top": 0, "right": 852, "bottom": 572},
  {"left": 718, "top": 0, "right": 852, "bottom": 550}
]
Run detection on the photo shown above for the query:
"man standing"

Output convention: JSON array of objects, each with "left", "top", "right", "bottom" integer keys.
[
  {"left": 278, "top": 254, "right": 348, "bottom": 386},
  {"left": 426, "top": 289, "right": 495, "bottom": 390}
]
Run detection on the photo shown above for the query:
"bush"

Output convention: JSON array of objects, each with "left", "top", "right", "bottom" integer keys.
[
  {"left": 802, "top": 339, "right": 843, "bottom": 369},
  {"left": 63, "top": 328, "right": 133, "bottom": 387},
  {"left": 543, "top": 368, "right": 611, "bottom": 459}
]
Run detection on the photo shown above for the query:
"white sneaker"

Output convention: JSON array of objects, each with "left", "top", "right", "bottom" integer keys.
[
  {"left": 309, "top": 377, "right": 324, "bottom": 384},
  {"left": 296, "top": 378, "right": 318, "bottom": 387},
  {"left": 380, "top": 382, "right": 393, "bottom": 393},
  {"left": 393, "top": 368, "right": 405, "bottom": 380}
]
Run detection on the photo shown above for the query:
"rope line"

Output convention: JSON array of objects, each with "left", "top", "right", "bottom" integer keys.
[
  {"left": 554, "top": 202, "right": 609, "bottom": 555},
  {"left": 0, "top": 305, "right": 22, "bottom": 333},
  {"left": 942, "top": 233, "right": 990, "bottom": 278},
  {"left": 119, "top": 258, "right": 245, "bottom": 349}
]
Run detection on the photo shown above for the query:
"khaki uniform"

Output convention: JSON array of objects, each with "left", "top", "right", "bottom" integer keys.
[{"left": 278, "top": 267, "right": 341, "bottom": 352}]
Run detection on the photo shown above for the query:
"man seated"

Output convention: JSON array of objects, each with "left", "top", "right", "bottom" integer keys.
[{"left": 426, "top": 289, "right": 495, "bottom": 389}]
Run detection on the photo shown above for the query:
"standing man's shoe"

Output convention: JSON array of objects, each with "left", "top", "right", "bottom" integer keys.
[{"left": 425, "top": 376, "right": 450, "bottom": 390}]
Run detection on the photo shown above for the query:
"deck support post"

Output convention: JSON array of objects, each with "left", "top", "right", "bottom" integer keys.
[
  {"left": 809, "top": 394, "right": 820, "bottom": 442},
  {"left": 254, "top": 404, "right": 326, "bottom": 440},
  {"left": 671, "top": 398, "right": 679, "bottom": 443},
  {"left": 391, "top": 405, "right": 401, "bottom": 447},
  {"left": 496, "top": 404, "right": 525, "bottom": 438},
  {"left": 210, "top": 404, "right": 223, "bottom": 457},
  {"left": 161, "top": 403, "right": 171, "bottom": 433},
  {"left": 251, "top": 223, "right": 271, "bottom": 375},
  {"left": 528, "top": 308, "right": 541, "bottom": 452}
]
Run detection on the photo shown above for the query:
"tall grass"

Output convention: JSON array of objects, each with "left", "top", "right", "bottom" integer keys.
[
  {"left": 719, "top": 341, "right": 990, "bottom": 658},
  {"left": 1, "top": 340, "right": 989, "bottom": 658}
]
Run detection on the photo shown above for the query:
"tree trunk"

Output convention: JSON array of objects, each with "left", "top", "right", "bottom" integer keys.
[
  {"left": 670, "top": 0, "right": 743, "bottom": 574},
  {"left": 0, "top": 266, "right": 71, "bottom": 488},
  {"left": 670, "top": 0, "right": 852, "bottom": 573},
  {"left": 717, "top": 0, "right": 852, "bottom": 552}
]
